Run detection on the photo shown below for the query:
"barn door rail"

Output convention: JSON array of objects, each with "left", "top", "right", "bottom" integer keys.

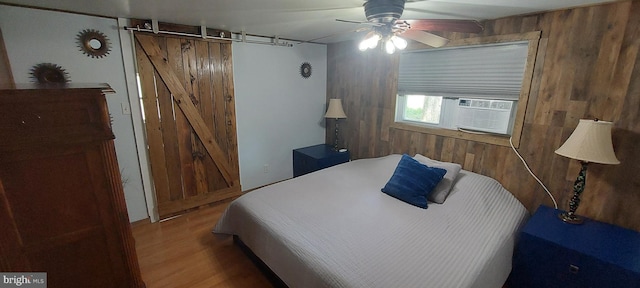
[{"left": 124, "top": 21, "right": 293, "bottom": 47}]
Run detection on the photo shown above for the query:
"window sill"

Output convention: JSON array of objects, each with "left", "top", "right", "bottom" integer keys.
[{"left": 390, "top": 122, "right": 516, "bottom": 148}]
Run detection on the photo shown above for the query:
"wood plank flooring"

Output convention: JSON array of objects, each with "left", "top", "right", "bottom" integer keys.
[{"left": 131, "top": 202, "right": 273, "bottom": 288}]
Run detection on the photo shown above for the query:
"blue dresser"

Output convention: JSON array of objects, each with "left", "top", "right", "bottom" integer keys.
[
  {"left": 509, "top": 205, "right": 640, "bottom": 288},
  {"left": 293, "top": 144, "right": 350, "bottom": 177}
]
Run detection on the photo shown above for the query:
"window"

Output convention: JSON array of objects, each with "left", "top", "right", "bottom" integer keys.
[
  {"left": 391, "top": 32, "right": 541, "bottom": 147},
  {"left": 397, "top": 95, "right": 491, "bottom": 131},
  {"left": 399, "top": 95, "right": 443, "bottom": 125}
]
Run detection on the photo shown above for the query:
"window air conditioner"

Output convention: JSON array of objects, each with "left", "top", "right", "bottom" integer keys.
[{"left": 455, "top": 98, "right": 516, "bottom": 135}]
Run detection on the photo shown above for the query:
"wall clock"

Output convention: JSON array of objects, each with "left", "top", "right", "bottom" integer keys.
[{"left": 300, "top": 62, "right": 312, "bottom": 79}]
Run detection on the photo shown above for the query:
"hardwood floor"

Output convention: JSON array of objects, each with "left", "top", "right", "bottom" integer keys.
[{"left": 131, "top": 201, "right": 274, "bottom": 288}]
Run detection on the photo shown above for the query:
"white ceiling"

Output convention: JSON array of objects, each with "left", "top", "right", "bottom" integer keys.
[{"left": 2, "top": 0, "right": 620, "bottom": 43}]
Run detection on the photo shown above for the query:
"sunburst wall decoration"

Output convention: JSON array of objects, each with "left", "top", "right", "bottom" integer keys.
[
  {"left": 29, "top": 63, "right": 70, "bottom": 83},
  {"left": 76, "top": 29, "right": 111, "bottom": 58},
  {"left": 300, "top": 62, "right": 312, "bottom": 79}
]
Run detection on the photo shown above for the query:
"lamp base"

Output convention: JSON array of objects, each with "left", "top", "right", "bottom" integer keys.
[
  {"left": 333, "top": 119, "right": 340, "bottom": 151},
  {"left": 558, "top": 212, "right": 584, "bottom": 224},
  {"left": 558, "top": 161, "right": 588, "bottom": 225}
]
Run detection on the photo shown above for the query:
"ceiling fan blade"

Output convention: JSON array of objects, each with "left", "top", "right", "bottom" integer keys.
[
  {"left": 300, "top": 27, "right": 369, "bottom": 44},
  {"left": 403, "top": 7, "right": 475, "bottom": 19},
  {"left": 402, "top": 30, "right": 449, "bottom": 47},
  {"left": 336, "top": 19, "right": 383, "bottom": 26},
  {"left": 281, "top": 7, "right": 361, "bottom": 14},
  {"left": 336, "top": 19, "right": 367, "bottom": 24},
  {"left": 400, "top": 19, "right": 483, "bottom": 33}
]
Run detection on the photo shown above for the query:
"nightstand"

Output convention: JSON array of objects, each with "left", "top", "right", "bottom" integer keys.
[
  {"left": 508, "top": 205, "right": 640, "bottom": 288},
  {"left": 293, "top": 144, "right": 350, "bottom": 177}
]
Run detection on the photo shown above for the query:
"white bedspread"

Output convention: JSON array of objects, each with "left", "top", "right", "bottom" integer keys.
[{"left": 214, "top": 154, "right": 529, "bottom": 288}]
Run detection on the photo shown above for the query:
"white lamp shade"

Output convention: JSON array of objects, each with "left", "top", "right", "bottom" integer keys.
[
  {"left": 324, "top": 99, "right": 347, "bottom": 119},
  {"left": 555, "top": 119, "right": 620, "bottom": 165}
]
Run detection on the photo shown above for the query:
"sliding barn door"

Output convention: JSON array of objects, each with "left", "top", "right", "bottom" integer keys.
[{"left": 134, "top": 33, "right": 241, "bottom": 218}]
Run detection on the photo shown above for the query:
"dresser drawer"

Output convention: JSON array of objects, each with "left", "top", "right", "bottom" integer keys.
[
  {"left": 509, "top": 206, "right": 640, "bottom": 288},
  {"left": 0, "top": 89, "right": 113, "bottom": 149},
  {"left": 513, "top": 237, "right": 640, "bottom": 287}
]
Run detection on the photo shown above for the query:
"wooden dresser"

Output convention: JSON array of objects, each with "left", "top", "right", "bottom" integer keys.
[{"left": 0, "top": 84, "right": 145, "bottom": 288}]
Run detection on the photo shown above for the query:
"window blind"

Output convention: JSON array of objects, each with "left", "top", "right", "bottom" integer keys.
[{"left": 397, "top": 41, "right": 529, "bottom": 100}]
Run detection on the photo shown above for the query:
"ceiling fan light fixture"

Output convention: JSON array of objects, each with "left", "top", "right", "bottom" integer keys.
[
  {"left": 369, "top": 34, "right": 381, "bottom": 49},
  {"left": 359, "top": 33, "right": 405, "bottom": 54},
  {"left": 358, "top": 41, "right": 369, "bottom": 51},
  {"left": 385, "top": 40, "right": 396, "bottom": 54},
  {"left": 359, "top": 32, "right": 381, "bottom": 51},
  {"left": 391, "top": 35, "right": 407, "bottom": 50}
]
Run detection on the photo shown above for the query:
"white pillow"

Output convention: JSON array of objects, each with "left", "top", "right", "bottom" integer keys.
[{"left": 413, "top": 154, "right": 462, "bottom": 204}]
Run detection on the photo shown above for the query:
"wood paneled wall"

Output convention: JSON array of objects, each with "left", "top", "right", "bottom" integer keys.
[{"left": 326, "top": 0, "right": 640, "bottom": 231}]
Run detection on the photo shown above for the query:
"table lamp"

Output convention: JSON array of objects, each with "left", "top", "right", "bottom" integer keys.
[
  {"left": 324, "top": 99, "right": 347, "bottom": 151},
  {"left": 554, "top": 119, "right": 620, "bottom": 224}
]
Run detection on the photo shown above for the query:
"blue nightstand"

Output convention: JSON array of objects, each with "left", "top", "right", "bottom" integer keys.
[
  {"left": 293, "top": 144, "right": 350, "bottom": 177},
  {"left": 508, "top": 205, "right": 640, "bottom": 288}
]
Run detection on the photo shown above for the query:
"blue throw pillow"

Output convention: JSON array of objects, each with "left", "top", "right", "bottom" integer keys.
[{"left": 381, "top": 154, "right": 447, "bottom": 208}]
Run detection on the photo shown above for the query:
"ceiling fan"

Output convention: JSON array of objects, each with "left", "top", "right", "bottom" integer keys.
[{"left": 338, "top": 0, "right": 484, "bottom": 53}]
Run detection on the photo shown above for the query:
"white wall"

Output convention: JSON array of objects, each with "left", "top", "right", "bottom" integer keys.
[
  {"left": 0, "top": 6, "right": 149, "bottom": 222},
  {"left": 233, "top": 41, "right": 327, "bottom": 190},
  {"left": 1, "top": 5, "right": 329, "bottom": 216}
]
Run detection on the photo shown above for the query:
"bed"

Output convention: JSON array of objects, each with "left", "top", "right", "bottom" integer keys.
[{"left": 214, "top": 154, "right": 529, "bottom": 288}]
